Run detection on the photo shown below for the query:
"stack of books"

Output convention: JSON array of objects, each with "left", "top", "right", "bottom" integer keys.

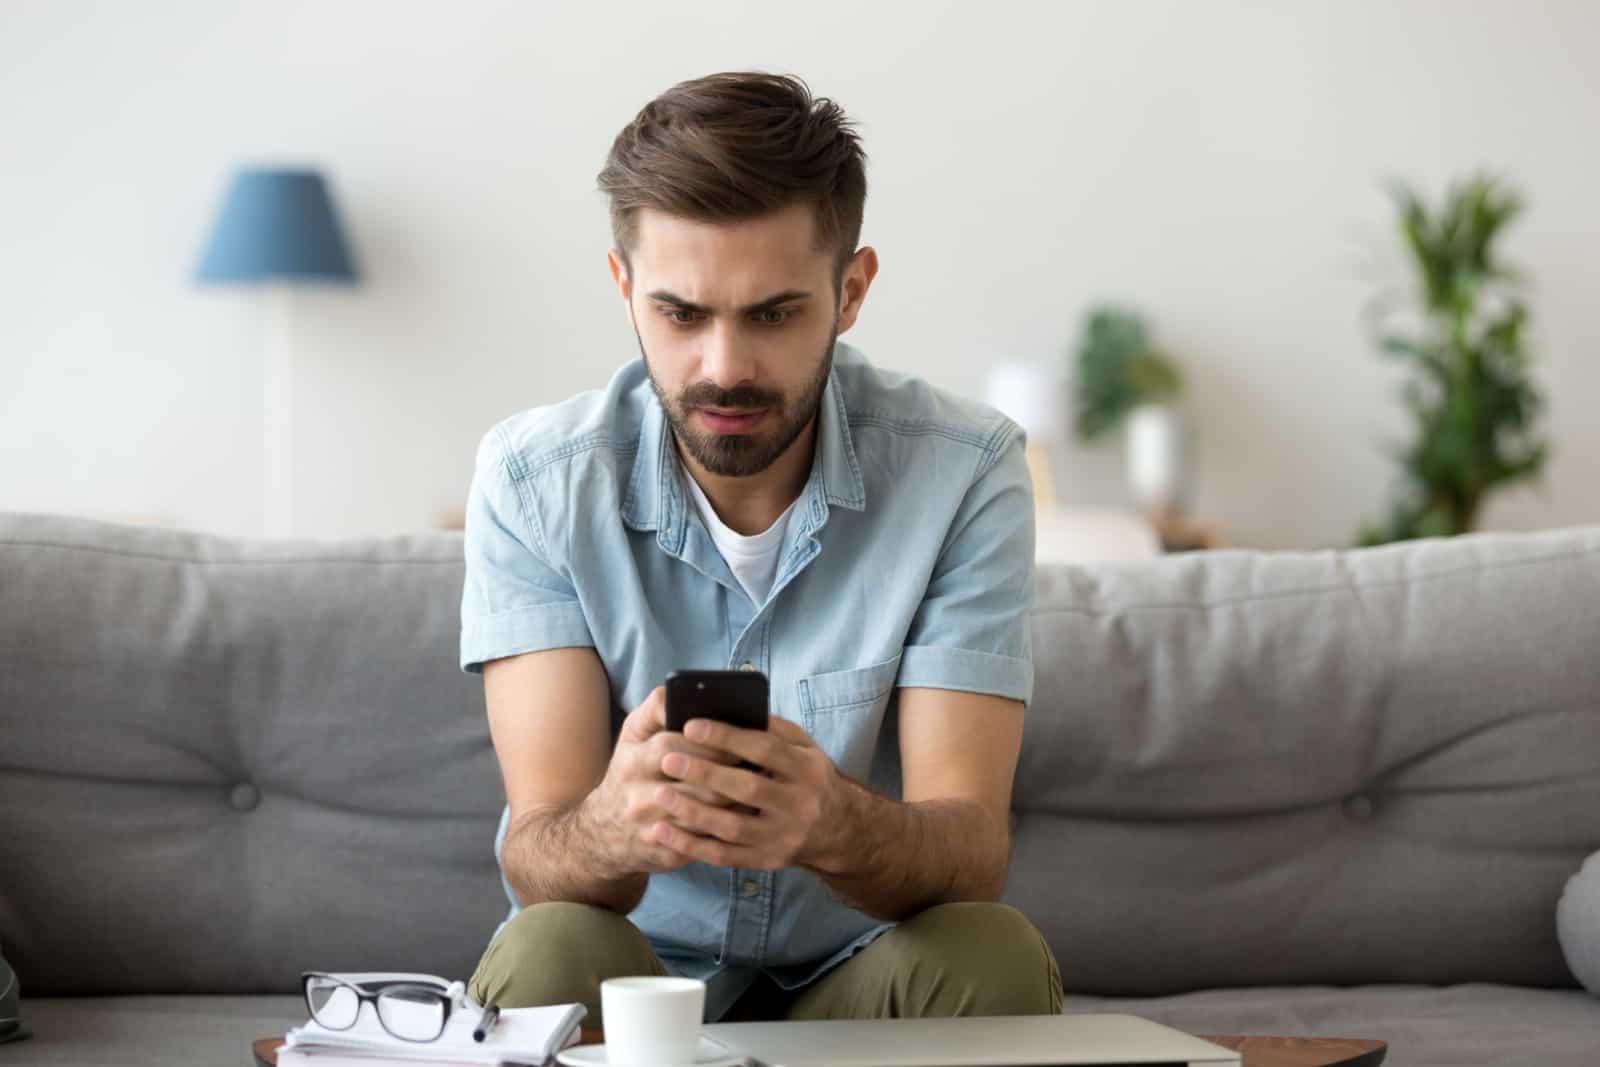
[{"left": 279, "top": 971, "right": 586, "bottom": 1067}]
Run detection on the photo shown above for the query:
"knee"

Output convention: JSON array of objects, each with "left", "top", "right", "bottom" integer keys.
[
  {"left": 902, "top": 902, "right": 1062, "bottom": 1016},
  {"left": 489, "top": 901, "right": 636, "bottom": 964},
  {"left": 905, "top": 902, "right": 1036, "bottom": 956},
  {"left": 468, "top": 902, "right": 643, "bottom": 1010}
]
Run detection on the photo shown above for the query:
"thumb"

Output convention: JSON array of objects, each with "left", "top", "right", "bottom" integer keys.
[{"left": 620, "top": 686, "right": 667, "bottom": 742}]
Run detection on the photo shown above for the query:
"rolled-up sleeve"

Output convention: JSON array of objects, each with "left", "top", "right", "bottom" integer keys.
[
  {"left": 459, "top": 429, "right": 594, "bottom": 674},
  {"left": 895, "top": 426, "right": 1035, "bottom": 707}
]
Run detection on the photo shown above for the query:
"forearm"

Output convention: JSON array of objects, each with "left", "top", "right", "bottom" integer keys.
[
  {"left": 801, "top": 775, "right": 1011, "bottom": 922},
  {"left": 500, "top": 796, "right": 649, "bottom": 915}
]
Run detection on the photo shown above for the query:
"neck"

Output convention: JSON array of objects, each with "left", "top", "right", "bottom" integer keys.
[{"left": 678, "top": 414, "right": 818, "bottom": 536}]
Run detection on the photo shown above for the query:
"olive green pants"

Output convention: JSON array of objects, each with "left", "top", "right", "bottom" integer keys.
[{"left": 468, "top": 901, "right": 1062, "bottom": 1026}]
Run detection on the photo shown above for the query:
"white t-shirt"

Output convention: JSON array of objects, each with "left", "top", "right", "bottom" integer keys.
[{"left": 681, "top": 467, "right": 798, "bottom": 607}]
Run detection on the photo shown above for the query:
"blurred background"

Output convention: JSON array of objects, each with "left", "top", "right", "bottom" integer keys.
[{"left": 2, "top": 0, "right": 1595, "bottom": 551}]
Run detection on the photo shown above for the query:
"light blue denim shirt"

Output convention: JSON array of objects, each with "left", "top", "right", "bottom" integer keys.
[{"left": 459, "top": 340, "right": 1035, "bottom": 1021}]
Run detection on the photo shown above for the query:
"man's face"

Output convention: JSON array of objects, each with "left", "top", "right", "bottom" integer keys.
[{"left": 609, "top": 202, "right": 845, "bottom": 478}]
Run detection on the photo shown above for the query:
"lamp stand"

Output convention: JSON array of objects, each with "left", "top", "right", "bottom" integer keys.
[{"left": 263, "top": 283, "right": 294, "bottom": 538}]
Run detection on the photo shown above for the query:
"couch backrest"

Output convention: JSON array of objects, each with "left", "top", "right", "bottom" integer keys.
[
  {"left": 1005, "top": 525, "right": 1600, "bottom": 994},
  {"left": 3, "top": 513, "right": 1598, "bottom": 995},
  {"left": 1, "top": 514, "right": 504, "bottom": 995}
]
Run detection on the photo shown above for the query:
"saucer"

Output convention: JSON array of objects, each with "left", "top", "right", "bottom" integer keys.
[{"left": 556, "top": 1040, "right": 744, "bottom": 1067}]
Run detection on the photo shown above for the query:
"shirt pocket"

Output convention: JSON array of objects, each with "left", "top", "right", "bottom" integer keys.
[{"left": 796, "top": 654, "right": 902, "bottom": 783}]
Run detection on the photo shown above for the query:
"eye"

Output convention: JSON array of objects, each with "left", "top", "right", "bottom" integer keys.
[{"left": 659, "top": 307, "right": 795, "bottom": 327}]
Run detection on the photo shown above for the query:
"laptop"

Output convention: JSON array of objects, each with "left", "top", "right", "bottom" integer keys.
[{"left": 702, "top": 1014, "right": 1241, "bottom": 1067}]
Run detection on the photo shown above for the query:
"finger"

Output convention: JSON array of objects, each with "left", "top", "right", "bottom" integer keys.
[
  {"left": 664, "top": 780, "right": 760, "bottom": 813},
  {"left": 642, "top": 737, "right": 740, "bottom": 807},
  {"left": 764, "top": 715, "right": 814, "bottom": 746},
  {"left": 648, "top": 820, "right": 763, "bottom": 870},
  {"left": 670, "top": 781, "right": 738, "bottom": 808},
  {"left": 643, "top": 737, "right": 738, "bottom": 799},
  {"left": 659, "top": 734, "right": 743, "bottom": 767},
  {"left": 620, "top": 688, "right": 668, "bottom": 742},
  {"left": 661, "top": 752, "right": 776, "bottom": 809},
  {"left": 655, "top": 785, "right": 755, "bottom": 845},
  {"left": 681, "top": 719, "right": 787, "bottom": 774}
]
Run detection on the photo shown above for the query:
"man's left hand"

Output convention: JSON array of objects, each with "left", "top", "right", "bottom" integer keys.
[{"left": 651, "top": 715, "right": 840, "bottom": 870}]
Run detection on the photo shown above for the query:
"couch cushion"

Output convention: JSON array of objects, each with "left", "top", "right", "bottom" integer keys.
[
  {"left": 0, "top": 514, "right": 505, "bottom": 995},
  {"left": 1060, "top": 983, "right": 1600, "bottom": 1067},
  {"left": 1007, "top": 526, "right": 1600, "bottom": 993},
  {"left": 22, "top": 995, "right": 303, "bottom": 1067}
]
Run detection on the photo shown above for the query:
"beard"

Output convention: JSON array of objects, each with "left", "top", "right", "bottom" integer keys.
[{"left": 637, "top": 324, "right": 838, "bottom": 478}]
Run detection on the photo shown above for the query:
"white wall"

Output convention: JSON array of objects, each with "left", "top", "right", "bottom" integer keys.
[{"left": 3, "top": 0, "right": 1596, "bottom": 548}]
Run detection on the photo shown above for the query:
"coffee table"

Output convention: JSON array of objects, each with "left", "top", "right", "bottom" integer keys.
[{"left": 253, "top": 1028, "right": 1386, "bottom": 1066}]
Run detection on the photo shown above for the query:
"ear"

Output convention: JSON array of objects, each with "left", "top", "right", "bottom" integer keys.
[
  {"left": 607, "top": 249, "right": 637, "bottom": 329},
  {"left": 834, "top": 246, "right": 879, "bottom": 335},
  {"left": 607, "top": 248, "right": 630, "bottom": 300}
]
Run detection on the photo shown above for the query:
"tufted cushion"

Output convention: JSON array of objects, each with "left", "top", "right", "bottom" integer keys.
[
  {"left": 0, "top": 513, "right": 506, "bottom": 995},
  {"left": 1005, "top": 525, "right": 1600, "bottom": 994}
]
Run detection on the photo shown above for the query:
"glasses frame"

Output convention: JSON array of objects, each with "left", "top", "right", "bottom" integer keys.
[{"left": 300, "top": 971, "right": 462, "bottom": 1044}]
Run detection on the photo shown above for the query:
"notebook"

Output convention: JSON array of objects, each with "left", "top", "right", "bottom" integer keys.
[{"left": 281, "top": 971, "right": 586, "bottom": 1067}]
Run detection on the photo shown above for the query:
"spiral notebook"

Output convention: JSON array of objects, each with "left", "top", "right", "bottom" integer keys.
[{"left": 280, "top": 971, "right": 586, "bottom": 1067}]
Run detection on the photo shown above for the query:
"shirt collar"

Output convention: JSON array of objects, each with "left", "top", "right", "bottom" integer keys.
[{"left": 622, "top": 351, "right": 866, "bottom": 545}]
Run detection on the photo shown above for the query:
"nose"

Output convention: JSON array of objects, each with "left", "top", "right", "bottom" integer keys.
[{"left": 698, "top": 322, "right": 758, "bottom": 391}]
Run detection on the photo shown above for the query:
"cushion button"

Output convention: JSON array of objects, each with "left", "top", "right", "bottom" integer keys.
[
  {"left": 1343, "top": 793, "right": 1375, "bottom": 820},
  {"left": 229, "top": 783, "right": 261, "bottom": 812}
]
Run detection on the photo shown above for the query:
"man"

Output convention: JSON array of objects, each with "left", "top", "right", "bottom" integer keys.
[{"left": 460, "top": 71, "right": 1061, "bottom": 1025}]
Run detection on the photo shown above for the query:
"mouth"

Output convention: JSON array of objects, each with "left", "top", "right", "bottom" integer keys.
[{"left": 697, "top": 407, "right": 769, "bottom": 435}]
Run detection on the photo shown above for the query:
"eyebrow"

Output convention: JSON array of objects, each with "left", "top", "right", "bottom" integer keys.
[{"left": 646, "top": 289, "right": 813, "bottom": 315}]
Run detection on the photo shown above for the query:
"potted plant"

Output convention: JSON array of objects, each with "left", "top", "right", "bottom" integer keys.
[
  {"left": 1356, "top": 173, "right": 1548, "bottom": 546},
  {"left": 1072, "top": 305, "right": 1191, "bottom": 524}
]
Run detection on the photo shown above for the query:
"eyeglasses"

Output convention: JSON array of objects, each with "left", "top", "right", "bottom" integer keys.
[{"left": 301, "top": 972, "right": 467, "bottom": 1043}]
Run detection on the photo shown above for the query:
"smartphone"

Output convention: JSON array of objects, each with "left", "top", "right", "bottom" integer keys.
[{"left": 663, "top": 669, "right": 770, "bottom": 734}]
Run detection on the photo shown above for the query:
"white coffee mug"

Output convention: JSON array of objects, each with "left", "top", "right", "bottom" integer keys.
[{"left": 600, "top": 976, "right": 706, "bottom": 1066}]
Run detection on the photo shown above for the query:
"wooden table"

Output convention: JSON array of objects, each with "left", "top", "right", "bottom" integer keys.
[
  {"left": 1192, "top": 1035, "right": 1386, "bottom": 1066},
  {"left": 254, "top": 1028, "right": 1385, "bottom": 1066}
]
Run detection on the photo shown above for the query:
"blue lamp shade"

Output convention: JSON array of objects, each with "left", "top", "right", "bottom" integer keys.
[{"left": 195, "top": 168, "right": 359, "bottom": 283}]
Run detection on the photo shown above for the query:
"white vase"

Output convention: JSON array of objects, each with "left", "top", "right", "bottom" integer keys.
[{"left": 1126, "top": 403, "right": 1192, "bottom": 516}]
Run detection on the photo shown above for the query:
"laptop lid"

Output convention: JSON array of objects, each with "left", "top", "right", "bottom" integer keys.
[{"left": 702, "top": 1014, "right": 1241, "bottom": 1067}]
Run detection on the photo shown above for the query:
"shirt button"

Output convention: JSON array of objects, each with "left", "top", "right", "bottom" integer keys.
[
  {"left": 740, "top": 879, "right": 761, "bottom": 898},
  {"left": 737, "top": 662, "right": 758, "bottom": 672}
]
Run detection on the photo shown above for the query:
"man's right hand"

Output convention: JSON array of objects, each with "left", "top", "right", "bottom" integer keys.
[{"left": 583, "top": 686, "right": 743, "bottom": 876}]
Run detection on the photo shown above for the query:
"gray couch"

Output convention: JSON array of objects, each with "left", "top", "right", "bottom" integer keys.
[{"left": 3, "top": 511, "right": 1598, "bottom": 1066}]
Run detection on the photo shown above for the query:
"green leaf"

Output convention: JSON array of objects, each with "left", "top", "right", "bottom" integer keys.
[
  {"left": 1358, "top": 171, "right": 1547, "bottom": 546},
  {"left": 1073, "top": 304, "right": 1184, "bottom": 441}
]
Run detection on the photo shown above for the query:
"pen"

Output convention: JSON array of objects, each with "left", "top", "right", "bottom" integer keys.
[{"left": 473, "top": 1001, "right": 501, "bottom": 1043}]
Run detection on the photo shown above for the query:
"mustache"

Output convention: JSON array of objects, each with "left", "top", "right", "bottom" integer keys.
[{"left": 678, "top": 383, "right": 782, "bottom": 411}]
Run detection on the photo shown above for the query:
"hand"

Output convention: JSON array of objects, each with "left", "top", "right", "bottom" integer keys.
[
  {"left": 649, "top": 714, "right": 841, "bottom": 871},
  {"left": 584, "top": 687, "right": 745, "bottom": 877}
]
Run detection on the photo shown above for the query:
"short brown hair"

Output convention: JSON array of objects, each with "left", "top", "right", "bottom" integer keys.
[{"left": 597, "top": 71, "right": 869, "bottom": 296}]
